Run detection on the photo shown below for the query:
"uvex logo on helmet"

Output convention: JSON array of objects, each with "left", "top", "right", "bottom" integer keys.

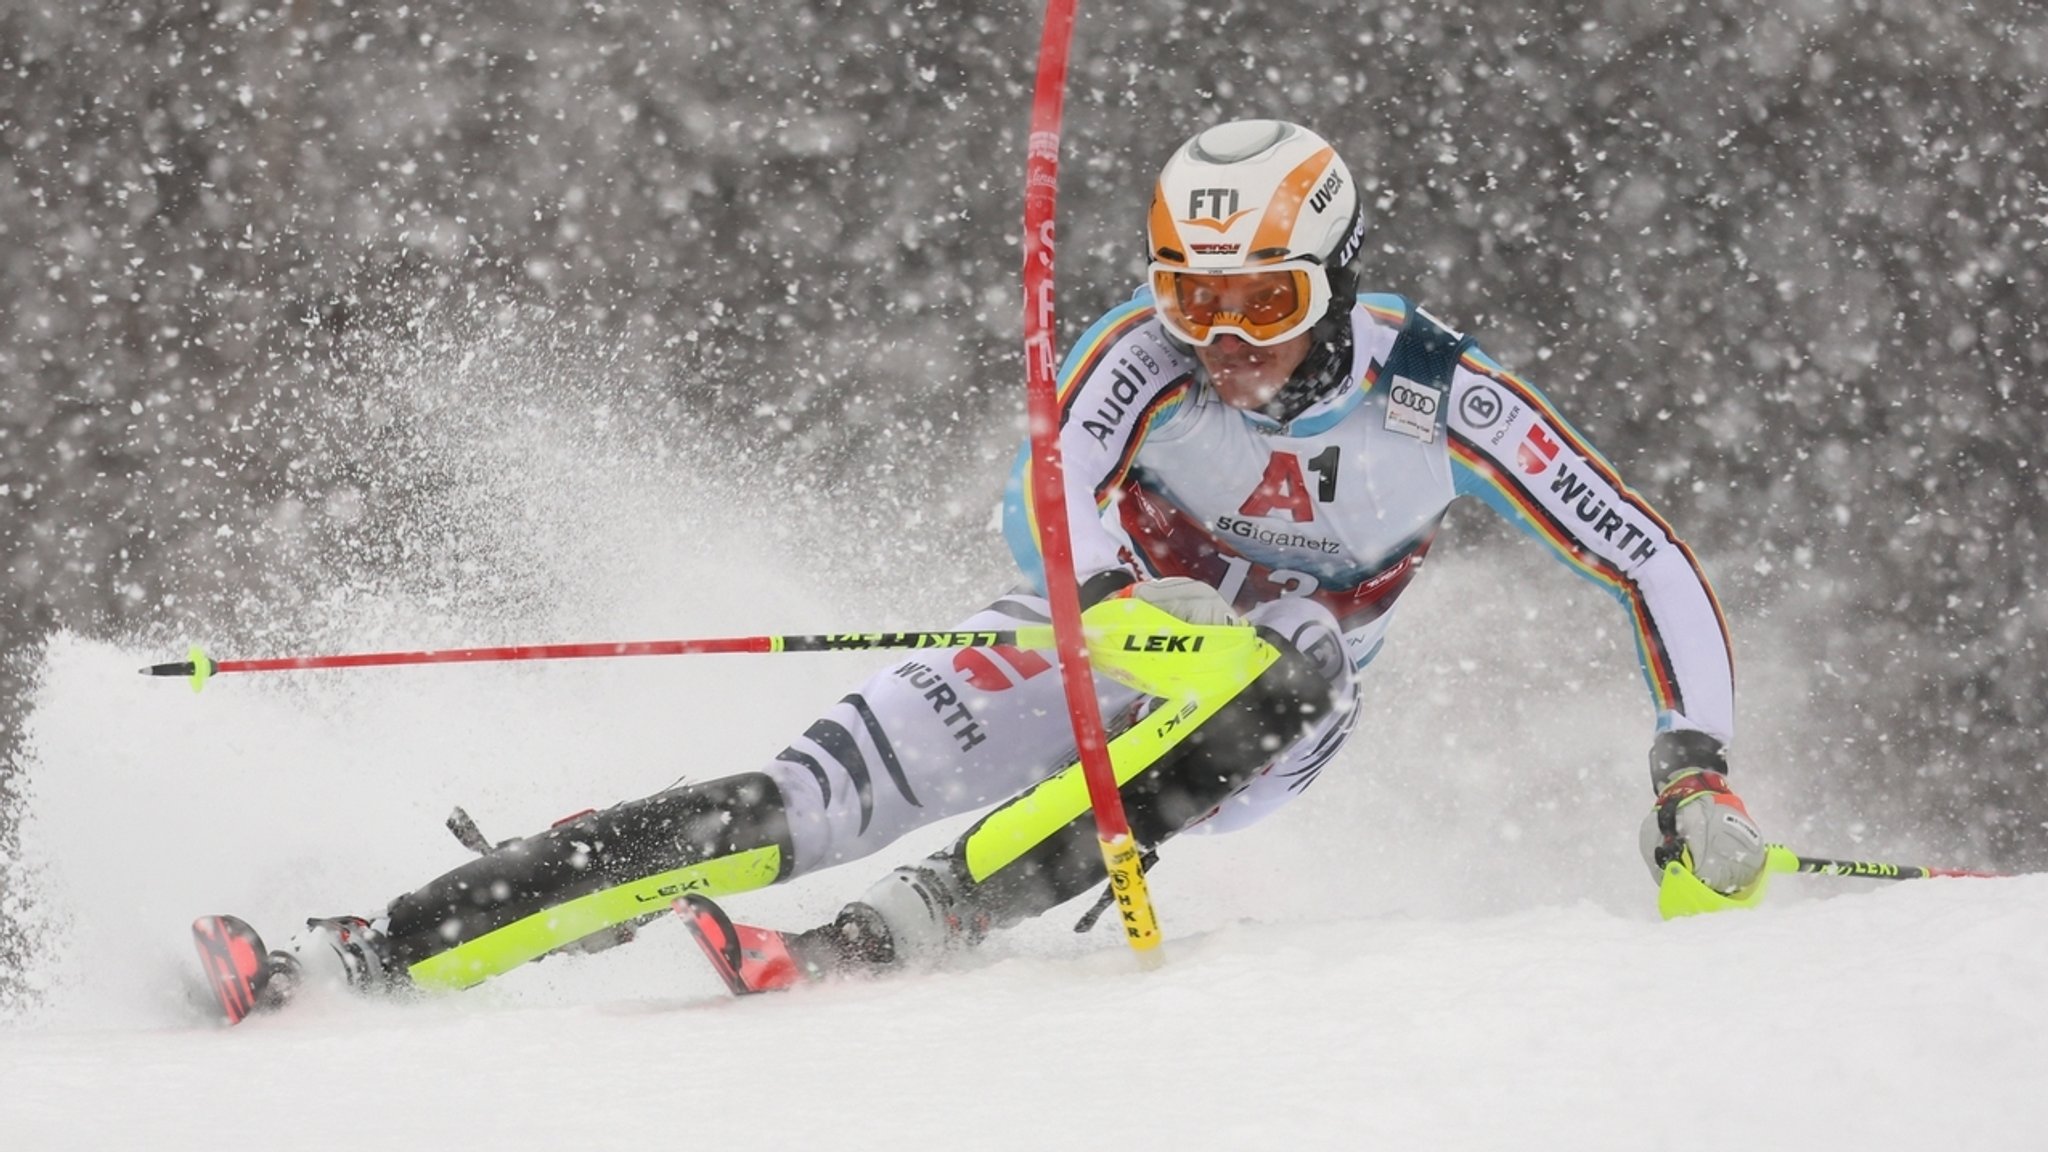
[{"left": 1308, "top": 168, "right": 1345, "bottom": 214}]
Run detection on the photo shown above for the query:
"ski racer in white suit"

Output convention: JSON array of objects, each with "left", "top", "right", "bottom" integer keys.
[
  {"left": 277, "top": 120, "right": 1760, "bottom": 1000},
  {"left": 676, "top": 118, "right": 1761, "bottom": 981}
]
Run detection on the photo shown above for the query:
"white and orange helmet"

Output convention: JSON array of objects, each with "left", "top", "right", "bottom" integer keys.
[{"left": 1147, "top": 120, "right": 1367, "bottom": 347}]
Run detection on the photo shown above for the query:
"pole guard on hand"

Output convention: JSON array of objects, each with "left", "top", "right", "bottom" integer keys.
[{"left": 1658, "top": 843, "right": 2013, "bottom": 920}]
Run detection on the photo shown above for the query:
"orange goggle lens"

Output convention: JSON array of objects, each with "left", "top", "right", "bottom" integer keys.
[{"left": 1149, "top": 266, "right": 1323, "bottom": 346}]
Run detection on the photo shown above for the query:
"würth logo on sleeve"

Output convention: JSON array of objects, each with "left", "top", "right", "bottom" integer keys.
[{"left": 1517, "top": 425, "right": 1560, "bottom": 475}]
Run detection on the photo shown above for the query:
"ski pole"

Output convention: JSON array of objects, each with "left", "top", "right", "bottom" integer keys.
[
  {"left": 139, "top": 628, "right": 1059, "bottom": 693},
  {"left": 1768, "top": 844, "right": 2010, "bottom": 880},
  {"left": 1662, "top": 843, "right": 2013, "bottom": 919}
]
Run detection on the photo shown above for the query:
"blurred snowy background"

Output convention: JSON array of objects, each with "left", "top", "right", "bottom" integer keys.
[{"left": 3, "top": 1, "right": 2044, "bottom": 1003}]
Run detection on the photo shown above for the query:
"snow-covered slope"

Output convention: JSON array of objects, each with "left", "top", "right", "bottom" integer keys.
[
  {"left": 5, "top": 374, "right": 2040, "bottom": 1149},
  {"left": 11, "top": 597, "right": 2044, "bottom": 1149},
  {"left": 3, "top": 813, "right": 2043, "bottom": 1150}
]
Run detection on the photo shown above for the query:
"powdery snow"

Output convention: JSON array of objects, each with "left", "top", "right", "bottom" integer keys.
[
  {"left": 7, "top": 619, "right": 2044, "bottom": 1149},
  {"left": 5, "top": 472, "right": 2041, "bottom": 1148},
  {"left": 2, "top": 870, "right": 2043, "bottom": 1149}
]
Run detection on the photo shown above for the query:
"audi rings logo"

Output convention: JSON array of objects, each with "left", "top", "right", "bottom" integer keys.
[
  {"left": 1389, "top": 381, "right": 1439, "bottom": 415},
  {"left": 1459, "top": 386, "right": 1505, "bottom": 430}
]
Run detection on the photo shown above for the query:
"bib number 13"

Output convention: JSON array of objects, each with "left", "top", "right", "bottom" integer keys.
[{"left": 1215, "top": 554, "right": 1322, "bottom": 605}]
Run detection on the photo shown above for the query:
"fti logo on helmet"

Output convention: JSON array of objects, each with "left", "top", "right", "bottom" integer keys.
[{"left": 1185, "top": 187, "right": 1253, "bottom": 232}]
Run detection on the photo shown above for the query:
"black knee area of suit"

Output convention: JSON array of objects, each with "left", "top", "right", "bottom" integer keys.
[
  {"left": 945, "top": 626, "right": 1337, "bottom": 931},
  {"left": 1118, "top": 625, "right": 1335, "bottom": 843},
  {"left": 382, "top": 772, "right": 793, "bottom": 967}
]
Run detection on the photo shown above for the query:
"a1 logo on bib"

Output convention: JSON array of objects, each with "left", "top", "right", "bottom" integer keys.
[{"left": 1384, "top": 375, "right": 1442, "bottom": 443}]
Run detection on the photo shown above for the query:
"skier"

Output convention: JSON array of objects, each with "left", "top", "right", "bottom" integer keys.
[{"left": 196, "top": 119, "right": 1760, "bottom": 1018}]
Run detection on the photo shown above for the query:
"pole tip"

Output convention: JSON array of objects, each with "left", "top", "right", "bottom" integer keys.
[{"left": 140, "top": 647, "right": 217, "bottom": 691}]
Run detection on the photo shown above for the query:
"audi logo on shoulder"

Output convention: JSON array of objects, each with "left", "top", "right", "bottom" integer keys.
[{"left": 1389, "top": 381, "right": 1439, "bottom": 414}]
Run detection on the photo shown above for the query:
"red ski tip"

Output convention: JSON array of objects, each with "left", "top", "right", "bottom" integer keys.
[
  {"left": 675, "top": 895, "right": 804, "bottom": 996},
  {"left": 191, "top": 915, "right": 271, "bottom": 1025}
]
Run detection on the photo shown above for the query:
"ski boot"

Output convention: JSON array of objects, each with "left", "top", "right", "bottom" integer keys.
[
  {"left": 678, "top": 896, "right": 893, "bottom": 995},
  {"left": 270, "top": 915, "right": 398, "bottom": 996},
  {"left": 678, "top": 865, "right": 985, "bottom": 996}
]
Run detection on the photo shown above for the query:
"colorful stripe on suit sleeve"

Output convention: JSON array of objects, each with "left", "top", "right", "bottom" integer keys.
[
  {"left": 1449, "top": 431, "right": 1686, "bottom": 714},
  {"left": 1359, "top": 294, "right": 1409, "bottom": 330},
  {"left": 1087, "top": 375, "right": 1192, "bottom": 507},
  {"left": 1008, "top": 373, "right": 1191, "bottom": 581},
  {"left": 1447, "top": 355, "right": 1731, "bottom": 718},
  {"left": 1004, "top": 297, "right": 1182, "bottom": 586},
  {"left": 1056, "top": 298, "right": 1156, "bottom": 415},
  {"left": 1458, "top": 349, "right": 1733, "bottom": 670}
]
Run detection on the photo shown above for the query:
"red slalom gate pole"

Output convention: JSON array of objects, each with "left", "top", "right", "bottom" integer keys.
[{"left": 1021, "top": 0, "right": 1163, "bottom": 960}]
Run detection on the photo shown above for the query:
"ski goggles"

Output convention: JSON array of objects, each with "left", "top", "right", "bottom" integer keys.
[{"left": 1148, "top": 260, "right": 1332, "bottom": 347}]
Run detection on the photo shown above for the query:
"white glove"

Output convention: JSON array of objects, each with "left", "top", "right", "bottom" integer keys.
[{"left": 1127, "top": 577, "right": 1241, "bottom": 626}]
